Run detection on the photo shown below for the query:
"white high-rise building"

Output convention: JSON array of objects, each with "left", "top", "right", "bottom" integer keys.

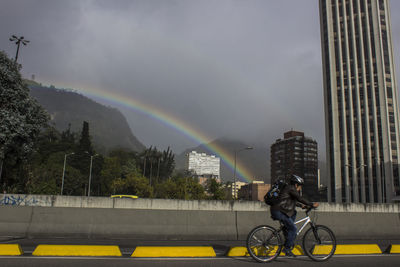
[
  {"left": 320, "top": 0, "right": 400, "bottom": 203},
  {"left": 186, "top": 151, "right": 220, "bottom": 179}
]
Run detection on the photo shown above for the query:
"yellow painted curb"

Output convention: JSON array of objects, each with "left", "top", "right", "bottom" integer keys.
[
  {"left": 389, "top": 245, "right": 400, "bottom": 254},
  {"left": 131, "top": 246, "right": 216, "bottom": 257},
  {"left": 0, "top": 244, "right": 23, "bottom": 256},
  {"left": 334, "top": 244, "right": 381, "bottom": 255},
  {"left": 281, "top": 245, "right": 303, "bottom": 256},
  {"left": 227, "top": 247, "right": 250, "bottom": 257},
  {"left": 227, "top": 245, "right": 303, "bottom": 257},
  {"left": 32, "top": 245, "right": 122, "bottom": 257},
  {"left": 313, "top": 245, "right": 334, "bottom": 255}
]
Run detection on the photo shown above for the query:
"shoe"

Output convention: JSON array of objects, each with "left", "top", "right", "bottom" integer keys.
[{"left": 283, "top": 248, "right": 296, "bottom": 258}]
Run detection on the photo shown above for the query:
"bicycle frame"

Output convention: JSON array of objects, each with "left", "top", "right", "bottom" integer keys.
[
  {"left": 277, "top": 211, "right": 314, "bottom": 237},
  {"left": 294, "top": 215, "right": 311, "bottom": 236}
]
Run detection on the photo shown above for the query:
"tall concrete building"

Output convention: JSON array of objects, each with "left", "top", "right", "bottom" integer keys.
[
  {"left": 270, "top": 131, "right": 319, "bottom": 201},
  {"left": 319, "top": 0, "right": 400, "bottom": 203},
  {"left": 186, "top": 151, "right": 220, "bottom": 179}
]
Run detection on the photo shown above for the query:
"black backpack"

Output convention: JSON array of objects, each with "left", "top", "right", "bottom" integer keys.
[{"left": 264, "top": 179, "right": 287, "bottom": 206}]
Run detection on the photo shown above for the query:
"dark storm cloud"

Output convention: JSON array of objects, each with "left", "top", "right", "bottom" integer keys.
[{"left": 1, "top": 0, "right": 399, "bottom": 156}]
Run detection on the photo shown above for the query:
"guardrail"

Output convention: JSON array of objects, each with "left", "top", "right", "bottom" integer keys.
[{"left": 1, "top": 194, "right": 399, "bottom": 240}]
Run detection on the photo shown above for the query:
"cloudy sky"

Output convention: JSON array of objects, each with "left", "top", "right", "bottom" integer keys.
[{"left": 1, "top": 0, "right": 400, "bottom": 157}]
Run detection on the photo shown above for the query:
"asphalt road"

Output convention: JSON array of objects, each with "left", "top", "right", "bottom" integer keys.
[{"left": 1, "top": 255, "right": 400, "bottom": 267}]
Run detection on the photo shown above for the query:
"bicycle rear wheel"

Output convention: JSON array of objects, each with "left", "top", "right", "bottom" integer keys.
[
  {"left": 302, "top": 225, "right": 336, "bottom": 261},
  {"left": 246, "top": 225, "right": 282, "bottom": 263}
]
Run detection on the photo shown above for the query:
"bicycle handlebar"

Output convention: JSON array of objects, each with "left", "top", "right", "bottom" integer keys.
[{"left": 305, "top": 206, "right": 316, "bottom": 215}]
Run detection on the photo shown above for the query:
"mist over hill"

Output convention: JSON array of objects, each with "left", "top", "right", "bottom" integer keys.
[{"left": 29, "top": 83, "right": 146, "bottom": 153}]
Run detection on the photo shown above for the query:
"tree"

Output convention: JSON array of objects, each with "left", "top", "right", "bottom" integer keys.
[
  {"left": 154, "top": 172, "right": 206, "bottom": 200},
  {"left": 26, "top": 152, "right": 81, "bottom": 195},
  {"left": 31, "top": 127, "right": 63, "bottom": 164},
  {"left": 69, "top": 121, "right": 95, "bottom": 184},
  {"left": 0, "top": 51, "right": 48, "bottom": 186},
  {"left": 154, "top": 179, "right": 179, "bottom": 199},
  {"left": 159, "top": 147, "right": 175, "bottom": 181},
  {"left": 60, "top": 123, "right": 76, "bottom": 148},
  {"left": 138, "top": 146, "right": 175, "bottom": 183},
  {"left": 205, "top": 178, "right": 226, "bottom": 200},
  {"left": 99, "top": 156, "right": 122, "bottom": 195},
  {"left": 97, "top": 149, "right": 139, "bottom": 196},
  {"left": 111, "top": 173, "right": 153, "bottom": 198},
  {"left": 184, "top": 177, "right": 207, "bottom": 200},
  {"left": 78, "top": 121, "right": 93, "bottom": 155}
]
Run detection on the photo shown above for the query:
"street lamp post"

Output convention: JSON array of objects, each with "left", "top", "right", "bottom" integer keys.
[
  {"left": 9, "top": 35, "right": 29, "bottom": 62},
  {"left": 233, "top": 147, "right": 253, "bottom": 199},
  {"left": 61, "top": 152, "right": 74, "bottom": 195},
  {"left": 87, "top": 153, "right": 99, "bottom": 197}
]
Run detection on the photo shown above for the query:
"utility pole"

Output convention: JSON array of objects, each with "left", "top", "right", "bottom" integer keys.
[
  {"left": 86, "top": 152, "right": 98, "bottom": 197},
  {"left": 61, "top": 152, "right": 74, "bottom": 195}
]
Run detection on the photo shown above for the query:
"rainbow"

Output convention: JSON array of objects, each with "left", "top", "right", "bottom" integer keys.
[{"left": 66, "top": 86, "right": 254, "bottom": 182}]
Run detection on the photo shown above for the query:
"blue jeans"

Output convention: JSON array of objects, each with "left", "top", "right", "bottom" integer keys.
[{"left": 270, "top": 210, "right": 297, "bottom": 249}]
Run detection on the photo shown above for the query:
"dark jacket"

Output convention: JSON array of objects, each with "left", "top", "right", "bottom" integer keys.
[{"left": 271, "top": 184, "right": 313, "bottom": 217}]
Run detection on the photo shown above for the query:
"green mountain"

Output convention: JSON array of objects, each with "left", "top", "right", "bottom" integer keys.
[
  {"left": 176, "top": 138, "right": 270, "bottom": 183},
  {"left": 29, "top": 83, "right": 145, "bottom": 153}
]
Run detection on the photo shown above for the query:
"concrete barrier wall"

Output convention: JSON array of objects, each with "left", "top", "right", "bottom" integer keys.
[
  {"left": 0, "top": 206, "right": 238, "bottom": 240},
  {"left": 1, "top": 194, "right": 399, "bottom": 240}
]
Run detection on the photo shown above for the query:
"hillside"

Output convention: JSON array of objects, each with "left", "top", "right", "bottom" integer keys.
[{"left": 29, "top": 84, "right": 145, "bottom": 153}]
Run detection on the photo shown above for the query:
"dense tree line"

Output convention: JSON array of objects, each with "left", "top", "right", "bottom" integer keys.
[
  {"left": 0, "top": 51, "right": 228, "bottom": 200},
  {"left": 2, "top": 121, "right": 227, "bottom": 199}
]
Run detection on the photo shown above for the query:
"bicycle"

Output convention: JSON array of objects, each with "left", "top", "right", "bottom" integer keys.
[{"left": 246, "top": 207, "right": 336, "bottom": 263}]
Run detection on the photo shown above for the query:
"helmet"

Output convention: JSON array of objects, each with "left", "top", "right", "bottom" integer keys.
[{"left": 290, "top": 174, "right": 304, "bottom": 185}]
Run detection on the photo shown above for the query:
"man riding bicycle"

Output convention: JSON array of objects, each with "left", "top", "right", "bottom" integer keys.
[{"left": 270, "top": 174, "right": 319, "bottom": 257}]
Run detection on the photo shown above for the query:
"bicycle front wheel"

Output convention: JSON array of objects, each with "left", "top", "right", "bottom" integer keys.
[
  {"left": 302, "top": 225, "right": 336, "bottom": 261},
  {"left": 246, "top": 225, "right": 282, "bottom": 263}
]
